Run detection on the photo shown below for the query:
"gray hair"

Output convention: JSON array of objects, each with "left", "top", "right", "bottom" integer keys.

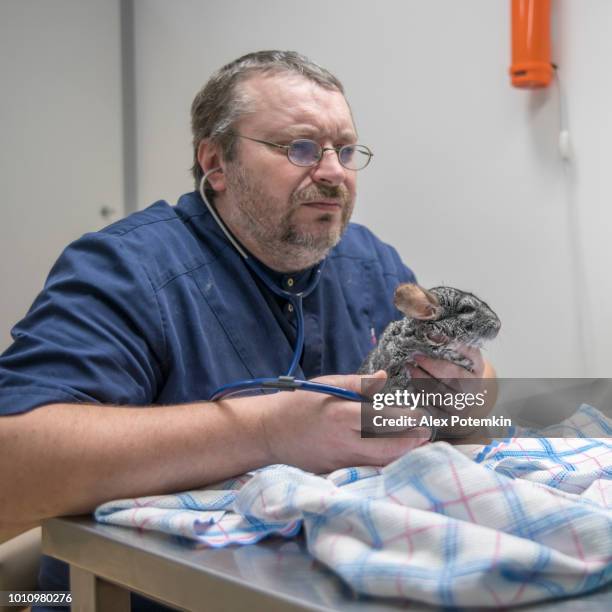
[{"left": 190, "top": 50, "right": 345, "bottom": 192}]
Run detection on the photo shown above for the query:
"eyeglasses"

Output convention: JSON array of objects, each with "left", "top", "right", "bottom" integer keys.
[{"left": 235, "top": 135, "right": 374, "bottom": 171}]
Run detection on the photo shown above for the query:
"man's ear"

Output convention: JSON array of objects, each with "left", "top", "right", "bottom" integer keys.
[{"left": 197, "top": 139, "right": 226, "bottom": 192}]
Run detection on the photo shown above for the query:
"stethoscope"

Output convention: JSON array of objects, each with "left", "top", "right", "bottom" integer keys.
[{"left": 199, "top": 168, "right": 364, "bottom": 403}]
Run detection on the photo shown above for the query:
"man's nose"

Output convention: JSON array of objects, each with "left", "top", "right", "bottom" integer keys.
[{"left": 311, "top": 149, "right": 347, "bottom": 186}]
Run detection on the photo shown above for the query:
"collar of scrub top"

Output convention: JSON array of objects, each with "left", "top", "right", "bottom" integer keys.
[{"left": 198, "top": 168, "right": 365, "bottom": 403}]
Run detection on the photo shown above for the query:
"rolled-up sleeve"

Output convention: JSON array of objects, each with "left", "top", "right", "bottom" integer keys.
[{"left": 0, "top": 232, "right": 166, "bottom": 415}]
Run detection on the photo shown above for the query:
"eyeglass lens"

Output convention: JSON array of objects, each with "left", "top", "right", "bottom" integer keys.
[
  {"left": 288, "top": 140, "right": 320, "bottom": 166},
  {"left": 288, "top": 140, "right": 371, "bottom": 170}
]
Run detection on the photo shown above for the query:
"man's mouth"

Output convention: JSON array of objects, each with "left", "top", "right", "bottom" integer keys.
[{"left": 301, "top": 200, "right": 342, "bottom": 211}]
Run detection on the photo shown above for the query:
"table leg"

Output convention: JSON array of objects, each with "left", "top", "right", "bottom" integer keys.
[{"left": 70, "top": 565, "right": 130, "bottom": 612}]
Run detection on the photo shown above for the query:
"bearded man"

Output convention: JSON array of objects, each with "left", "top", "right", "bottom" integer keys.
[{"left": 0, "top": 50, "right": 495, "bottom": 609}]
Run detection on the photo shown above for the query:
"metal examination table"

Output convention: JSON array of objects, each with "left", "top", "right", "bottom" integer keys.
[{"left": 42, "top": 516, "right": 612, "bottom": 611}]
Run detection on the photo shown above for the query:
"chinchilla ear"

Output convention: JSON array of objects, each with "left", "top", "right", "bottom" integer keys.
[{"left": 393, "top": 284, "right": 441, "bottom": 320}]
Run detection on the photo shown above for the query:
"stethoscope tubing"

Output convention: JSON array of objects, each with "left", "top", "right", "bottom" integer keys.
[{"left": 209, "top": 377, "right": 365, "bottom": 402}]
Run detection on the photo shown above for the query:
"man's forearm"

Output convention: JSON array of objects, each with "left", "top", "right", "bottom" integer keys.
[{"left": 0, "top": 397, "right": 272, "bottom": 528}]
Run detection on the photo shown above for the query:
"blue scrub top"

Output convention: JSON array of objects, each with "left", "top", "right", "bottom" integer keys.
[
  {"left": 0, "top": 190, "right": 415, "bottom": 414},
  {"left": 0, "top": 190, "right": 416, "bottom": 610}
]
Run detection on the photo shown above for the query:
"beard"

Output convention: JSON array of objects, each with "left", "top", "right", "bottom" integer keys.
[{"left": 221, "top": 161, "right": 354, "bottom": 271}]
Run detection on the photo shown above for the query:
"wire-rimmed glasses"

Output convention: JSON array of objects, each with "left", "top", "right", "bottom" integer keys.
[{"left": 236, "top": 135, "right": 373, "bottom": 171}]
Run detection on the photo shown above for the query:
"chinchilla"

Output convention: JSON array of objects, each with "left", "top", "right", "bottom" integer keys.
[{"left": 359, "top": 283, "right": 501, "bottom": 389}]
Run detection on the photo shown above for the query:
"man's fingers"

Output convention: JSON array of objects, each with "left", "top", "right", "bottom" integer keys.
[
  {"left": 412, "top": 355, "right": 477, "bottom": 380},
  {"left": 359, "top": 369, "right": 388, "bottom": 398},
  {"left": 311, "top": 370, "right": 387, "bottom": 397}
]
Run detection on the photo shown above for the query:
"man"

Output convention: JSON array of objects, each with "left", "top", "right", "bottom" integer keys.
[{"left": 0, "top": 51, "right": 495, "bottom": 606}]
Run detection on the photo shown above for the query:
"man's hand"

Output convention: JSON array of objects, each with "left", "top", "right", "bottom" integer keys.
[
  {"left": 258, "top": 370, "right": 430, "bottom": 473},
  {"left": 410, "top": 345, "right": 485, "bottom": 381},
  {"left": 407, "top": 346, "right": 498, "bottom": 440}
]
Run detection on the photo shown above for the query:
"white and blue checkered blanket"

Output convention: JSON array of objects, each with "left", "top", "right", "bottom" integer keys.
[{"left": 95, "top": 404, "right": 612, "bottom": 607}]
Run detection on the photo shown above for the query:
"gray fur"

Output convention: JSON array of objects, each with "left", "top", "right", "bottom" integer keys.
[{"left": 359, "top": 284, "right": 501, "bottom": 389}]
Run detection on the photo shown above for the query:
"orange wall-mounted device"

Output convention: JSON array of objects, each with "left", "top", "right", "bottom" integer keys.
[{"left": 510, "top": 0, "right": 554, "bottom": 88}]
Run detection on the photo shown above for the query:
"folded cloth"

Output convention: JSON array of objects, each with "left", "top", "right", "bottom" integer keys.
[{"left": 95, "top": 405, "right": 612, "bottom": 607}]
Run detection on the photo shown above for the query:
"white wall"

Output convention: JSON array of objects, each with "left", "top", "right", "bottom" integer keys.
[
  {"left": 130, "top": 0, "right": 611, "bottom": 377},
  {"left": 556, "top": 1, "right": 612, "bottom": 379},
  {"left": 0, "top": 0, "right": 124, "bottom": 350}
]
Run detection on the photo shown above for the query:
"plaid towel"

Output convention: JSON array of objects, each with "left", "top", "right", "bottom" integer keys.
[{"left": 95, "top": 405, "right": 612, "bottom": 607}]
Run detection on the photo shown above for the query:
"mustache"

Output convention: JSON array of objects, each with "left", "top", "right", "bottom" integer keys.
[{"left": 292, "top": 184, "right": 351, "bottom": 206}]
